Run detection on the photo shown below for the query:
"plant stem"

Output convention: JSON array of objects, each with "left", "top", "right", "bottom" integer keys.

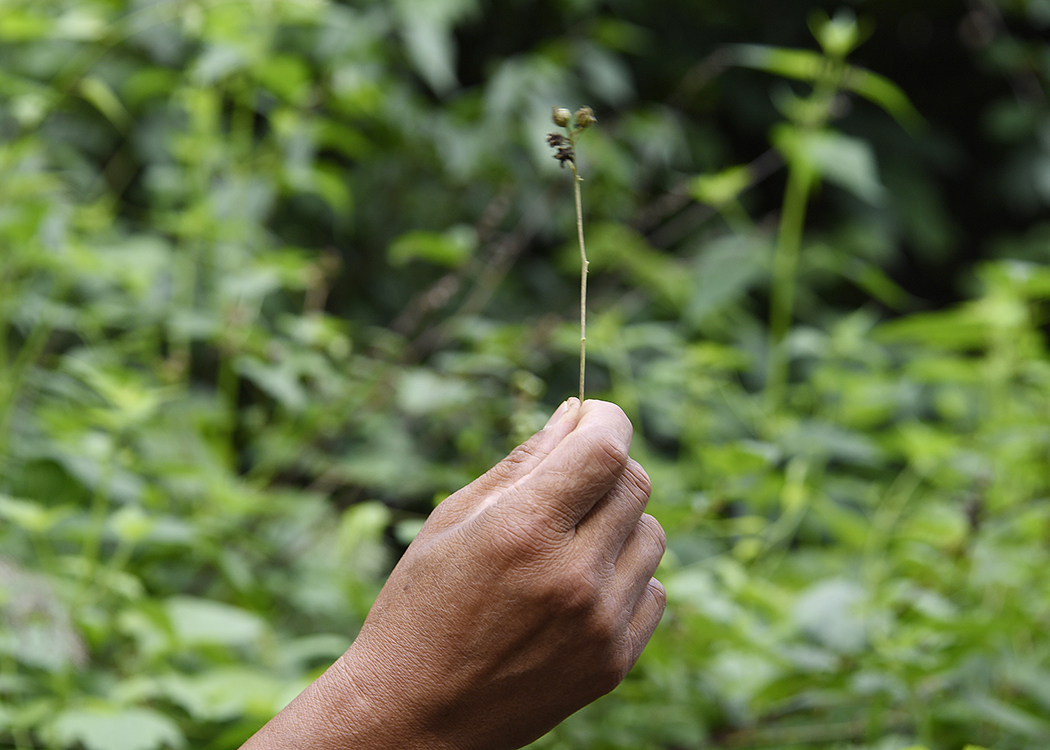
[
  {"left": 765, "top": 160, "right": 810, "bottom": 415},
  {"left": 549, "top": 107, "right": 594, "bottom": 401},
  {"left": 570, "top": 161, "right": 588, "bottom": 402}
]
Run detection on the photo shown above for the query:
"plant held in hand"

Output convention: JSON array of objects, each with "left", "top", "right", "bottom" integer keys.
[{"left": 548, "top": 106, "right": 596, "bottom": 401}]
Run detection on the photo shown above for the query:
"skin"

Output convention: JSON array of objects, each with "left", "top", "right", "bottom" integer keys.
[{"left": 241, "top": 398, "right": 666, "bottom": 750}]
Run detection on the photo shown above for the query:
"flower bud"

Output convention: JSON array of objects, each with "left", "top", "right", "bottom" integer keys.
[
  {"left": 552, "top": 107, "right": 572, "bottom": 127},
  {"left": 574, "top": 106, "right": 596, "bottom": 128}
]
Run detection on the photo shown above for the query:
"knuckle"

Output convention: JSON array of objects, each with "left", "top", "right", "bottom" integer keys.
[
  {"left": 591, "top": 425, "right": 630, "bottom": 475},
  {"left": 538, "top": 563, "right": 627, "bottom": 640},
  {"left": 650, "top": 577, "right": 668, "bottom": 610},
  {"left": 492, "top": 507, "right": 559, "bottom": 559},
  {"left": 491, "top": 441, "right": 542, "bottom": 479},
  {"left": 544, "top": 562, "right": 602, "bottom": 615},
  {"left": 636, "top": 513, "right": 667, "bottom": 554},
  {"left": 588, "top": 602, "right": 623, "bottom": 645},
  {"left": 623, "top": 459, "right": 651, "bottom": 500},
  {"left": 609, "top": 461, "right": 652, "bottom": 518}
]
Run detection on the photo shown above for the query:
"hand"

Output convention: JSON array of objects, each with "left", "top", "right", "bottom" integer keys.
[{"left": 242, "top": 398, "right": 666, "bottom": 750}]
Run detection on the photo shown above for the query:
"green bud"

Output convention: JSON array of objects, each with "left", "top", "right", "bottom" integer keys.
[{"left": 552, "top": 107, "right": 572, "bottom": 127}]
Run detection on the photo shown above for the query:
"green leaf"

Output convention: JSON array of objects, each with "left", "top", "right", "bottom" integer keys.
[
  {"left": 583, "top": 223, "right": 691, "bottom": 307},
  {"left": 338, "top": 501, "right": 392, "bottom": 552},
  {"left": 393, "top": 0, "right": 478, "bottom": 95},
  {"left": 0, "top": 9, "right": 53, "bottom": 41},
  {"left": 401, "top": 20, "right": 457, "bottom": 95},
  {"left": 310, "top": 163, "right": 354, "bottom": 213},
  {"left": 579, "top": 44, "right": 634, "bottom": 107},
  {"left": 191, "top": 44, "right": 246, "bottom": 83},
  {"left": 843, "top": 258, "right": 919, "bottom": 312},
  {"left": 397, "top": 369, "right": 473, "bottom": 415},
  {"left": 47, "top": 706, "right": 184, "bottom": 750},
  {"left": 779, "top": 420, "right": 883, "bottom": 466},
  {"left": 876, "top": 306, "right": 988, "bottom": 351},
  {"left": 806, "top": 131, "right": 885, "bottom": 204},
  {"left": 808, "top": 9, "right": 868, "bottom": 59},
  {"left": 962, "top": 694, "right": 1050, "bottom": 737},
  {"left": 775, "top": 127, "right": 886, "bottom": 204},
  {"left": 157, "top": 668, "right": 289, "bottom": 722},
  {"left": 235, "top": 356, "right": 309, "bottom": 412},
  {"left": 844, "top": 67, "right": 926, "bottom": 131},
  {"left": 899, "top": 502, "right": 969, "bottom": 550},
  {"left": 689, "top": 165, "right": 752, "bottom": 206},
  {"left": 792, "top": 579, "right": 868, "bottom": 654},
  {"left": 165, "top": 597, "right": 267, "bottom": 647},
  {"left": 388, "top": 226, "right": 477, "bottom": 269},
  {"left": 731, "top": 43, "right": 924, "bottom": 131},
  {"left": 730, "top": 44, "right": 825, "bottom": 82},
  {"left": 686, "top": 233, "right": 769, "bottom": 324},
  {"left": 78, "top": 77, "right": 132, "bottom": 133},
  {"left": 108, "top": 505, "right": 154, "bottom": 545},
  {"left": 257, "top": 54, "right": 312, "bottom": 104},
  {"left": 0, "top": 494, "right": 69, "bottom": 533}
]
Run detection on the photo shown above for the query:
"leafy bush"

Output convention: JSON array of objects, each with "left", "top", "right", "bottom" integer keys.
[{"left": 3, "top": 1, "right": 1050, "bottom": 749}]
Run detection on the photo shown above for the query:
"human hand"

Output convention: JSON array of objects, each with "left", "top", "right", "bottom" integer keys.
[{"left": 242, "top": 398, "right": 666, "bottom": 750}]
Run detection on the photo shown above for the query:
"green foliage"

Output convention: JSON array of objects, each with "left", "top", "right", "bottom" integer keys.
[{"left": 3, "top": 0, "right": 1050, "bottom": 749}]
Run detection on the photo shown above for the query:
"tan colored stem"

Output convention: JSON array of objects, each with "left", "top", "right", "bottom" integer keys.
[{"left": 571, "top": 162, "right": 587, "bottom": 402}]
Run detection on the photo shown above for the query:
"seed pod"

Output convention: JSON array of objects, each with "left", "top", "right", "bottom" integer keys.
[
  {"left": 552, "top": 107, "right": 572, "bottom": 127},
  {"left": 574, "top": 106, "right": 596, "bottom": 128}
]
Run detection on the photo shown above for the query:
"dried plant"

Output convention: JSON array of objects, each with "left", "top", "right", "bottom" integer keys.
[{"left": 547, "top": 106, "right": 596, "bottom": 401}]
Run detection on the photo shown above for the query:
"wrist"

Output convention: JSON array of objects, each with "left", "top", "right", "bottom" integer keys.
[
  {"left": 325, "top": 643, "right": 461, "bottom": 750},
  {"left": 241, "top": 656, "right": 412, "bottom": 750}
]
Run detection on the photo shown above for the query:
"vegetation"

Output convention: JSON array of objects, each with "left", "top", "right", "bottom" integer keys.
[{"left": 2, "top": 0, "right": 1050, "bottom": 748}]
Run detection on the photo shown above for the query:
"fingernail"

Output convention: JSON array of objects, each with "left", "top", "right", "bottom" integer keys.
[{"left": 556, "top": 397, "right": 583, "bottom": 435}]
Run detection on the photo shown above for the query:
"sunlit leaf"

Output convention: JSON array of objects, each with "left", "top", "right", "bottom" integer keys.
[
  {"left": 730, "top": 44, "right": 825, "bottom": 82},
  {"left": 689, "top": 165, "right": 751, "bottom": 206},
  {"left": 0, "top": 494, "right": 68, "bottom": 533},
  {"left": 47, "top": 706, "right": 184, "bottom": 750},
  {"left": 78, "top": 77, "right": 132, "bottom": 132},
  {"left": 165, "top": 597, "right": 267, "bottom": 647},
  {"left": 844, "top": 67, "right": 926, "bottom": 131},
  {"left": 389, "top": 226, "right": 477, "bottom": 269}
]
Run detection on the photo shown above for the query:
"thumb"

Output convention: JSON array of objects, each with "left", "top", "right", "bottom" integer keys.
[{"left": 422, "top": 399, "right": 582, "bottom": 530}]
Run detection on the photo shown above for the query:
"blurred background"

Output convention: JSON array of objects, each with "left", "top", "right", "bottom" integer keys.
[{"left": 3, "top": 0, "right": 1050, "bottom": 748}]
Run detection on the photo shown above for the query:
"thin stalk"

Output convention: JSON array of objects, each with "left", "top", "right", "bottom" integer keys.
[
  {"left": 548, "top": 106, "right": 595, "bottom": 402},
  {"left": 570, "top": 161, "right": 588, "bottom": 402},
  {"left": 762, "top": 56, "right": 842, "bottom": 418},
  {"left": 765, "top": 159, "right": 811, "bottom": 415}
]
